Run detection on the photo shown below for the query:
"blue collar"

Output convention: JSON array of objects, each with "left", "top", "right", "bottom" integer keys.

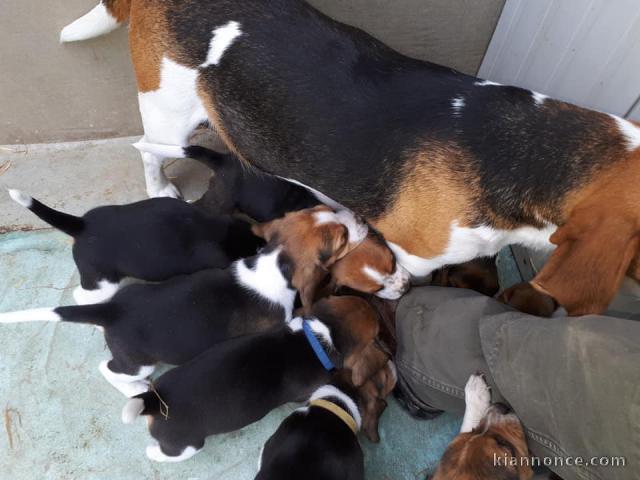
[{"left": 302, "top": 320, "right": 335, "bottom": 371}]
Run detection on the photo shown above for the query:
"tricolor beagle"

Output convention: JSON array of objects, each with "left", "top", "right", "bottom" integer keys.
[
  {"left": 429, "top": 374, "right": 533, "bottom": 480},
  {"left": 60, "top": 0, "right": 640, "bottom": 315},
  {"left": 121, "top": 296, "right": 387, "bottom": 462}
]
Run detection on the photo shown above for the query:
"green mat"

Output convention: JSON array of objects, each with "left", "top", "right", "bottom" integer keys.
[{"left": 0, "top": 230, "right": 460, "bottom": 479}]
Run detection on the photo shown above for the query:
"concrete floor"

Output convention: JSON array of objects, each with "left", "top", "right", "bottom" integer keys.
[{"left": 0, "top": 137, "right": 461, "bottom": 479}]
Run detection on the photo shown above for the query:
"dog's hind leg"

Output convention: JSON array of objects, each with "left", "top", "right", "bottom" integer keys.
[
  {"left": 136, "top": 58, "right": 209, "bottom": 199},
  {"left": 99, "top": 359, "right": 155, "bottom": 397}
]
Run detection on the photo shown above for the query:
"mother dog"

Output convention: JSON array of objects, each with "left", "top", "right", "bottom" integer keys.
[{"left": 61, "top": 0, "right": 640, "bottom": 316}]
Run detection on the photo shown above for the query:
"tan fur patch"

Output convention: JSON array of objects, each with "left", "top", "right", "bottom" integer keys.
[
  {"left": 128, "top": 2, "right": 169, "bottom": 92},
  {"left": 372, "top": 142, "right": 478, "bottom": 258},
  {"left": 104, "top": 0, "right": 131, "bottom": 22}
]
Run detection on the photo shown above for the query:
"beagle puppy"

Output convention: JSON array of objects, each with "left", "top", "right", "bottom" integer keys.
[
  {"left": 0, "top": 208, "right": 357, "bottom": 397},
  {"left": 256, "top": 374, "right": 366, "bottom": 480},
  {"left": 61, "top": 0, "right": 640, "bottom": 316},
  {"left": 133, "top": 143, "right": 321, "bottom": 221},
  {"left": 121, "top": 296, "right": 388, "bottom": 463},
  {"left": 8, "top": 189, "right": 263, "bottom": 304},
  {"left": 252, "top": 209, "right": 411, "bottom": 305},
  {"left": 429, "top": 374, "right": 533, "bottom": 480}
]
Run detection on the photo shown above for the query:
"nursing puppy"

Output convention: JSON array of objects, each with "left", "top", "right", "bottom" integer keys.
[
  {"left": 256, "top": 373, "right": 366, "bottom": 480},
  {"left": 253, "top": 213, "right": 410, "bottom": 305},
  {"left": 61, "top": 0, "right": 640, "bottom": 316},
  {"left": 122, "top": 296, "right": 387, "bottom": 462},
  {"left": 134, "top": 143, "right": 321, "bottom": 221},
  {"left": 8, "top": 189, "right": 262, "bottom": 304},
  {"left": 0, "top": 208, "right": 353, "bottom": 397},
  {"left": 429, "top": 374, "right": 533, "bottom": 480}
]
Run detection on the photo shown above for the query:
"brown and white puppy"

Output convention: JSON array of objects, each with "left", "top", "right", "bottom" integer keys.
[
  {"left": 253, "top": 207, "right": 410, "bottom": 307},
  {"left": 430, "top": 374, "right": 533, "bottom": 480},
  {"left": 60, "top": 0, "right": 640, "bottom": 316}
]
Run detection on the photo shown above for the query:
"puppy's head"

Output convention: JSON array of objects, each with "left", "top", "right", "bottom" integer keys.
[
  {"left": 311, "top": 296, "right": 390, "bottom": 387},
  {"left": 431, "top": 404, "right": 533, "bottom": 480},
  {"left": 253, "top": 206, "right": 352, "bottom": 308},
  {"left": 331, "top": 230, "right": 411, "bottom": 300}
]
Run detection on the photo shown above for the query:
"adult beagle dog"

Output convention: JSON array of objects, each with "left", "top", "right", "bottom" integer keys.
[
  {"left": 429, "top": 374, "right": 533, "bottom": 480},
  {"left": 61, "top": 0, "right": 640, "bottom": 315}
]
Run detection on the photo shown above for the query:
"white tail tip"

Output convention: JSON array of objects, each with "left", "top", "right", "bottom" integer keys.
[
  {"left": 122, "top": 398, "right": 145, "bottom": 424},
  {"left": 60, "top": 3, "right": 120, "bottom": 43},
  {"left": 8, "top": 189, "right": 33, "bottom": 208},
  {"left": 133, "top": 142, "right": 186, "bottom": 159},
  {"left": 0, "top": 307, "right": 60, "bottom": 324}
]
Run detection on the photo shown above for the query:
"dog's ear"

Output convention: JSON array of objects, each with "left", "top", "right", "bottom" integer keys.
[
  {"left": 357, "top": 379, "right": 388, "bottom": 443},
  {"left": 346, "top": 342, "right": 390, "bottom": 387},
  {"left": 319, "top": 223, "right": 350, "bottom": 267},
  {"left": 251, "top": 221, "right": 272, "bottom": 240},
  {"left": 532, "top": 208, "right": 639, "bottom": 315},
  {"left": 295, "top": 266, "right": 329, "bottom": 310}
]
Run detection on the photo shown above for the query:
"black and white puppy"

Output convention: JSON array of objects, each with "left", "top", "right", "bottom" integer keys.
[
  {"left": 121, "top": 296, "right": 384, "bottom": 462},
  {"left": 133, "top": 142, "right": 323, "bottom": 221},
  {"left": 256, "top": 376, "right": 365, "bottom": 480},
  {"left": 8, "top": 189, "right": 263, "bottom": 304},
  {"left": 0, "top": 247, "right": 294, "bottom": 397}
]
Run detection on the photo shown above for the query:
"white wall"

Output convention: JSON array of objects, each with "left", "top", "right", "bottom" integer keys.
[{"left": 479, "top": 0, "right": 640, "bottom": 120}]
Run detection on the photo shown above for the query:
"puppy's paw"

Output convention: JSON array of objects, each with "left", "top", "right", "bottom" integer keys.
[
  {"left": 148, "top": 182, "right": 182, "bottom": 200},
  {"left": 497, "top": 282, "right": 557, "bottom": 317},
  {"left": 464, "top": 373, "right": 491, "bottom": 412}
]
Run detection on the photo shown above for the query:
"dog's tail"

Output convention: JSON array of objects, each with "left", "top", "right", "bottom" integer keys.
[
  {"left": 60, "top": 0, "right": 131, "bottom": 43},
  {"left": 133, "top": 142, "right": 234, "bottom": 172},
  {"left": 122, "top": 391, "right": 161, "bottom": 424},
  {"left": 0, "top": 304, "right": 112, "bottom": 327},
  {"left": 8, "top": 189, "right": 84, "bottom": 237}
]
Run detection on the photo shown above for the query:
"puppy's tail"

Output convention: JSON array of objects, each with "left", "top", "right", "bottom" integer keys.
[
  {"left": 8, "top": 189, "right": 84, "bottom": 237},
  {"left": 133, "top": 142, "right": 234, "bottom": 172},
  {"left": 122, "top": 391, "right": 161, "bottom": 424},
  {"left": 0, "top": 304, "right": 112, "bottom": 327},
  {"left": 60, "top": 0, "right": 131, "bottom": 43}
]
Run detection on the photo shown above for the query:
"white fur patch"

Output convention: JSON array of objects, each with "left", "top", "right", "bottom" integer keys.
[
  {"left": 73, "top": 280, "right": 121, "bottom": 305},
  {"left": 389, "top": 221, "right": 557, "bottom": 278},
  {"left": 314, "top": 211, "right": 339, "bottom": 226},
  {"left": 335, "top": 209, "right": 369, "bottom": 245},
  {"left": 609, "top": 114, "right": 640, "bottom": 151},
  {"left": 532, "top": 91, "right": 549, "bottom": 106},
  {"left": 475, "top": 79, "right": 502, "bottom": 87},
  {"left": 146, "top": 444, "right": 201, "bottom": 463},
  {"left": 60, "top": 3, "right": 120, "bottom": 43},
  {"left": 451, "top": 96, "right": 466, "bottom": 115},
  {"left": 234, "top": 249, "right": 296, "bottom": 321},
  {"left": 121, "top": 398, "right": 145, "bottom": 424},
  {"left": 281, "top": 177, "right": 345, "bottom": 211},
  {"left": 460, "top": 374, "right": 491, "bottom": 433},
  {"left": 137, "top": 57, "right": 208, "bottom": 198},
  {"left": 132, "top": 142, "right": 186, "bottom": 160},
  {"left": 309, "top": 385, "right": 362, "bottom": 431},
  {"left": 362, "top": 265, "right": 410, "bottom": 300},
  {"left": 287, "top": 317, "right": 333, "bottom": 348},
  {"left": 0, "top": 307, "right": 61, "bottom": 324},
  {"left": 201, "top": 21, "right": 243, "bottom": 68},
  {"left": 99, "top": 360, "right": 154, "bottom": 397},
  {"left": 8, "top": 189, "right": 33, "bottom": 208}
]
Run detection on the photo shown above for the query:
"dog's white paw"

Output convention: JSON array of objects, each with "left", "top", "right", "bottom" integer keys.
[
  {"left": 465, "top": 373, "right": 491, "bottom": 412},
  {"left": 148, "top": 182, "right": 182, "bottom": 200}
]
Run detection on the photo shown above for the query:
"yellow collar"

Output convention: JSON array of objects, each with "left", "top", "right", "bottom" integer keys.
[{"left": 309, "top": 398, "right": 358, "bottom": 435}]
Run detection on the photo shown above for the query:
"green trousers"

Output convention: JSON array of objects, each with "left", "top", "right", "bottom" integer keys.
[{"left": 395, "top": 287, "right": 640, "bottom": 480}]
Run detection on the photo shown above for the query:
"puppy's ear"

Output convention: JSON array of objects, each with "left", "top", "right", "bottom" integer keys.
[
  {"left": 319, "top": 224, "right": 350, "bottom": 267},
  {"left": 532, "top": 208, "right": 639, "bottom": 315},
  {"left": 358, "top": 380, "right": 388, "bottom": 443},
  {"left": 347, "top": 342, "right": 390, "bottom": 387},
  {"left": 296, "top": 266, "right": 329, "bottom": 310}
]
